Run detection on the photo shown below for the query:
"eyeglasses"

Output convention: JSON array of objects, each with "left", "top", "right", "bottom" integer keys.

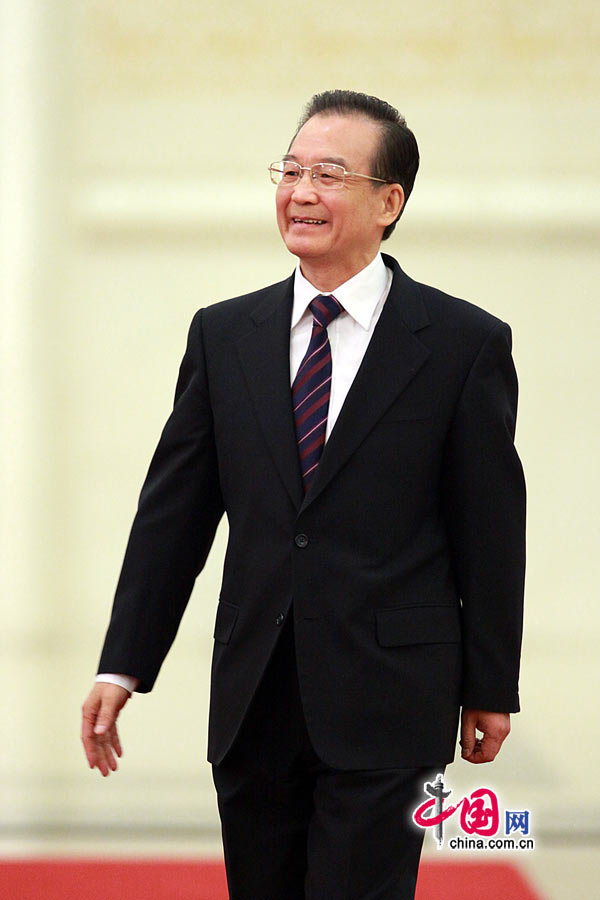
[{"left": 268, "top": 160, "right": 390, "bottom": 190}]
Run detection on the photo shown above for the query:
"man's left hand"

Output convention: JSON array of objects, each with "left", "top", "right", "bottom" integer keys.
[{"left": 460, "top": 709, "right": 510, "bottom": 764}]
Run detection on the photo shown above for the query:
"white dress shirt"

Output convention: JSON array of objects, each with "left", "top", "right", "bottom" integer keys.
[
  {"left": 291, "top": 252, "right": 392, "bottom": 439},
  {"left": 97, "top": 252, "right": 393, "bottom": 694}
]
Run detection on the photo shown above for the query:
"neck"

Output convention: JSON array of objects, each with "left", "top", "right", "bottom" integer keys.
[{"left": 299, "top": 250, "right": 380, "bottom": 293}]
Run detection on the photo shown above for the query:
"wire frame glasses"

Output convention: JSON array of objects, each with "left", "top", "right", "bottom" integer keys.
[{"left": 268, "top": 160, "right": 390, "bottom": 189}]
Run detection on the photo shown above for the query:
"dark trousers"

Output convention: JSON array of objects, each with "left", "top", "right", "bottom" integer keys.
[{"left": 212, "top": 613, "right": 438, "bottom": 900}]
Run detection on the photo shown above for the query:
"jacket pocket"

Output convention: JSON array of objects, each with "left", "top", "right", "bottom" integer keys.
[
  {"left": 375, "top": 604, "right": 461, "bottom": 647},
  {"left": 213, "top": 600, "right": 240, "bottom": 644}
]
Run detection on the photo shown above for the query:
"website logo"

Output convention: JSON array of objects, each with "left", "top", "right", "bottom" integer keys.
[{"left": 412, "top": 773, "right": 534, "bottom": 851}]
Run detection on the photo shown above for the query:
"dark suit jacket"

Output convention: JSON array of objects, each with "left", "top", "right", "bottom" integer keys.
[{"left": 98, "top": 253, "right": 525, "bottom": 770}]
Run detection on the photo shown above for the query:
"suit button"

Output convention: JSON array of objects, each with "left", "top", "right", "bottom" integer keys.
[
  {"left": 275, "top": 613, "right": 285, "bottom": 626},
  {"left": 295, "top": 533, "right": 309, "bottom": 548}
]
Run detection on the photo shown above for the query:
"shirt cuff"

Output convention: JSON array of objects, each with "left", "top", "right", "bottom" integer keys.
[{"left": 96, "top": 673, "right": 140, "bottom": 693}]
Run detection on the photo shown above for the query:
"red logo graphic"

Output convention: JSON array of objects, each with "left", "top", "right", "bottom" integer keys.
[{"left": 413, "top": 775, "right": 500, "bottom": 847}]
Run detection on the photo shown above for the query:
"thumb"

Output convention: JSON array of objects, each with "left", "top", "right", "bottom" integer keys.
[
  {"left": 93, "top": 687, "right": 128, "bottom": 735},
  {"left": 94, "top": 701, "right": 117, "bottom": 735}
]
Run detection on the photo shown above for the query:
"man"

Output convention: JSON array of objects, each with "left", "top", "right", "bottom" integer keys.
[{"left": 82, "top": 90, "right": 525, "bottom": 899}]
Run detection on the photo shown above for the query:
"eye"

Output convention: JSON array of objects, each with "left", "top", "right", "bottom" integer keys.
[
  {"left": 315, "top": 165, "right": 345, "bottom": 186},
  {"left": 281, "top": 164, "right": 300, "bottom": 181}
]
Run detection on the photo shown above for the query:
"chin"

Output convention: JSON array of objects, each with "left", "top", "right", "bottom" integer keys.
[{"left": 283, "top": 234, "right": 328, "bottom": 259}]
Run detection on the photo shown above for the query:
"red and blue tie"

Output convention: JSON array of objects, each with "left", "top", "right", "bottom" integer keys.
[{"left": 292, "top": 294, "right": 344, "bottom": 491}]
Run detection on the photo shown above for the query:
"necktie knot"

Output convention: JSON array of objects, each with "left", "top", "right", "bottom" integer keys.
[{"left": 309, "top": 294, "right": 344, "bottom": 329}]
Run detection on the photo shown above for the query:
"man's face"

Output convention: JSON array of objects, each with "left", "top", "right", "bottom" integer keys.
[{"left": 275, "top": 113, "right": 391, "bottom": 286}]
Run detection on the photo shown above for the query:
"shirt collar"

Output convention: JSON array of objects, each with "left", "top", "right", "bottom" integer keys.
[{"left": 291, "top": 253, "right": 390, "bottom": 331}]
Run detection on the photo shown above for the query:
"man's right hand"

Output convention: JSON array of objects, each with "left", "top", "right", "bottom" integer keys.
[{"left": 81, "top": 682, "right": 131, "bottom": 776}]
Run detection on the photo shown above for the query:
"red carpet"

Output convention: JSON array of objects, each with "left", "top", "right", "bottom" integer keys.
[
  {"left": 416, "top": 861, "right": 543, "bottom": 899},
  {"left": 0, "top": 861, "right": 227, "bottom": 900},
  {"left": 0, "top": 859, "right": 544, "bottom": 899}
]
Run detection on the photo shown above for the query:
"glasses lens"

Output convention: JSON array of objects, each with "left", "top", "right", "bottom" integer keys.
[
  {"left": 268, "top": 161, "right": 346, "bottom": 187},
  {"left": 269, "top": 161, "right": 300, "bottom": 185},
  {"left": 313, "top": 163, "right": 345, "bottom": 188}
]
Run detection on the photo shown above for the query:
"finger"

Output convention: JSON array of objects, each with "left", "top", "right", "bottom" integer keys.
[
  {"left": 82, "top": 707, "right": 117, "bottom": 774},
  {"left": 110, "top": 725, "right": 123, "bottom": 758},
  {"left": 82, "top": 703, "right": 101, "bottom": 769},
  {"left": 85, "top": 734, "right": 114, "bottom": 776},
  {"left": 81, "top": 725, "right": 96, "bottom": 769},
  {"left": 96, "top": 721, "right": 123, "bottom": 773},
  {"left": 82, "top": 719, "right": 115, "bottom": 772},
  {"left": 462, "top": 745, "right": 484, "bottom": 764},
  {"left": 101, "top": 742, "right": 118, "bottom": 773},
  {"left": 105, "top": 729, "right": 120, "bottom": 770},
  {"left": 460, "top": 711, "right": 477, "bottom": 759},
  {"left": 95, "top": 740, "right": 112, "bottom": 777},
  {"left": 463, "top": 739, "right": 494, "bottom": 764},
  {"left": 95, "top": 730, "right": 119, "bottom": 776}
]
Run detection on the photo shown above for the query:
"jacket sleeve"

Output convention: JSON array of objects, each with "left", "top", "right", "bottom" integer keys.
[
  {"left": 442, "top": 321, "right": 526, "bottom": 712},
  {"left": 98, "top": 309, "right": 224, "bottom": 691}
]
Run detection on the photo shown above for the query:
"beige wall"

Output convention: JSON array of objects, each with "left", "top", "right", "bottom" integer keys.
[{"left": 1, "top": 0, "right": 598, "bottom": 845}]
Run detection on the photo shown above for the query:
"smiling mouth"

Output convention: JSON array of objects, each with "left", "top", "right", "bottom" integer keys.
[{"left": 292, "top": 217, "right": 326, "bottom": 225}]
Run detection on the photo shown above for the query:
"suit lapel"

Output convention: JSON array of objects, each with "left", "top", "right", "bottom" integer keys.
[
  {"left": 301, "top": 260, "right": 430, "bottom": 511},
  {"left": 235, "top": 276, "right": 304, "bottom": 509}
]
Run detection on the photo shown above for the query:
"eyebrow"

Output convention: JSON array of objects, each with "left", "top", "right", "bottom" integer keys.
[{"left": 283, "top": 154, "right": 349, "bottom": 167}]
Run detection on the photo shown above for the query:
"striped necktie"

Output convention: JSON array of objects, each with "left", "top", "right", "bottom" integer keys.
[{"left": 292, "top": 294, "right": 344, "bottom": 492}]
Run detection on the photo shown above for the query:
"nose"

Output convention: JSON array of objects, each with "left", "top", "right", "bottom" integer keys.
[{"left": 291, "top": 169, "right": 319, "bottom": 202}]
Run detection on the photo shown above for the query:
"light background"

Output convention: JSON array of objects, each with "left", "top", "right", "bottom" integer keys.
[{"left": 1, "top": 0, "right": 598, "bottom": 873}]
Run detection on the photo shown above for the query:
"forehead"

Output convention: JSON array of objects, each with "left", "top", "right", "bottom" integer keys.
[{"left": 288, "top": 114, "right": 381, "bottom": 169}]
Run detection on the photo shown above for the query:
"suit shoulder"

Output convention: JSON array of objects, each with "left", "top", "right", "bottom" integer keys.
[
  {"left": 397, "top": 270, "right": 514, "bottom": 365},
  {"left": 385, "top": 253, "right": 509, "bottom": 340},
  {"left": 417, "top": 279, "right": 507, "bottom": 336},
  {"left": 196, "top": 275, "right": 292, "bottom": 331}
]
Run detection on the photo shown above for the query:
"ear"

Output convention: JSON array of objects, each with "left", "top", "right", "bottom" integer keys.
[{"left": 378, "top": 183, "right": 404, "bottom": 228}]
